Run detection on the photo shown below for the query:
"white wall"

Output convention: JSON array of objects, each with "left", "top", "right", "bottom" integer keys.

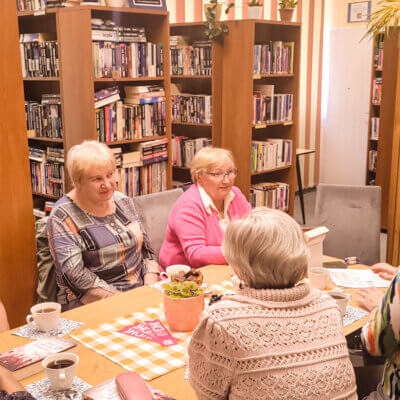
[{"left": 320, "top": 25, "right": 372, "bottom": 185}]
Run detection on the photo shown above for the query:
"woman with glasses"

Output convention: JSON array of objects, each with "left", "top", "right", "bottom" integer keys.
[{"left": 159, "top": 147, "right": 251, "bottom": 269}]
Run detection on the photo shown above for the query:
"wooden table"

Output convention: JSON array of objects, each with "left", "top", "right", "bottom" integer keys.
[{"left": 0, "top": 261, "right": 375, "bottom": 399}]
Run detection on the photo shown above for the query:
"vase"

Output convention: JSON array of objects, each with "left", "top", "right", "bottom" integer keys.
[
  {"left": 204, "top": 3, "right": 222, "bottom": 21},
  {"left": 248, "top": 5, "right": 263, "bottom": 19},
  {"left": 163, "top": 294, "right": 204, "bottom": 332},
  {"left": 279, "top": 8, "right": 295, "bottom": 22}
]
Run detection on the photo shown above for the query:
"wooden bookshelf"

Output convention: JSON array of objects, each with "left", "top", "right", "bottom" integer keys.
[
  {"left": 218, "top": 20, "right": 300, "bottom": 215},
  {"left": 18, "top": 6, "right": 172, "bottom": 209}
]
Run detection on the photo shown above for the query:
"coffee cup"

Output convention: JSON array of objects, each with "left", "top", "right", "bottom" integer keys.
[
  {"left": 328, "top": 291, "right": 350, "bottom": 317},
  {"left": 160, "top": 265, "right": 191, "bottom": 281},
  {"left": 42, "top": 353, "right": 79, "bottom": 390},
  {"left": 308, "top": 267, "right": 329, "bottom": 290},
  {"left": 26, "top": 302, "right": 61, "bottom": 332}
]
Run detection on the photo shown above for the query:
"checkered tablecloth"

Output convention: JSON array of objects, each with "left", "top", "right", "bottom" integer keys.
[{"left": 69, "top": 306, "right": 191, "bottom": 381}]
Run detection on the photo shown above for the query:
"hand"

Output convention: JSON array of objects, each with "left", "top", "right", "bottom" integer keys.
[
  {"left": 144, "top": 272, "right": 159, "bottom": 285},
  {"left": 371, "top": 263, "right": 397, "bottom": 281},
  {"left": 0, "top": 365, "right": 25, "bottom": 393},
  {"left": 355, "top": 287, "right": 385, "bottom": 312}
]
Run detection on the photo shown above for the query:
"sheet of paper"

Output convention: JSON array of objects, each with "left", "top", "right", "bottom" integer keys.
[{"left": 328, "top": 269, "right": 391, "bottom": 288}]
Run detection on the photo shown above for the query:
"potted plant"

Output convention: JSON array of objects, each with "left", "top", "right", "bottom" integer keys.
[
  {"left": 278, "top": 0, "right": 298, "bottom": 22},
  {"left": 204, "top": 0, "right": 234, "bottom": 41},
  {"left": 163, "top": 281, "right": 204, "bottom": 332},
  {"left": 248, "top": 0, "right": 263, "bottom": 20},
  {"left": 364, "top": 0, "right": 400, "bottom": 39}
]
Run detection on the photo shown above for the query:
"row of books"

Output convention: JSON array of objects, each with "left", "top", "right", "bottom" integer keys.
[
  {"left": 251, "top": 139, "right": 292, "bottom": 173},
  {"left": 95, "top": 86, "right": 166, "bottom": 142},
  {"left": 20, "top": 40, "right": 59, "bottom": 78},
  {"left": 368, "top": 150, "right": 377, "bottom": 172},
  {"left": 253, "top": 85, "right": 293, "bottom": 124},
  {"left": 25, "top": 94, "right": 62, "bottom": 139},
  {"left": 29, "top": 147, "right": 64, "bottom": 197},
  {"left": 370, "top": 117, "right": 379, "bottom": 140},
  {"left": 33, "top": 201, "right": 55, "bottom": 219},
  {"left": 374, "top": 36, "right": 384, "bottom": 70},
  {"left": 254, "top": 41, "right": 295, "bottom": 75},
  {"left": 92, "top": 20, "right": 146, "bottom": 43},
  {"left": 171, "top": 94, "right": 212, "bottom": 124},
  {"left": 372, "top": 77, "right": 382, "bottom": 104},
  {"left": 16, "top": 0, "right": 45, "bottom": 11},
  {"left": 250, "top": 182, "right": 289, "bottom": 211},
  {"left": 92, "top": 42, "right": 163, "bottom": 79},
  {"left": 172, "top": 136, "right": 212, "bottom": 167},
  {"left": 170, "top": 44, "right": 212, "bottom": 76}
]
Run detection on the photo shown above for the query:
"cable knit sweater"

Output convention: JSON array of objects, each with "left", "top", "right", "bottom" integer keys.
[{"left": 188, "top": 284, "right": 357, "bottom": 400}]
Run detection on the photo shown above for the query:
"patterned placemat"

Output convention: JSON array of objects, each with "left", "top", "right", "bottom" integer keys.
[
  {"left": 25, "top": 376, "right": 91, "bottom": 400},
  {"left": 13, "top": 318, "right": 83, "bottom": 340},
  {"left": 70, "top": 306, "right": 191, "bottom": 381},
  {"left": 343, "top": 305, "right": 370, "bottom": 327},
  {"left": 207, "top": 280, "right": 236, "bottom": 295}
]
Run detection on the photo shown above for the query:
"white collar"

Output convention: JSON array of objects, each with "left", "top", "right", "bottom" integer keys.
[{"left": 197, "top": 184, "right": 235, "bottom": 217}]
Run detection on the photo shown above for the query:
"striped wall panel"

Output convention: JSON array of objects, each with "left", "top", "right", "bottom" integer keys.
[{"left": 167, "top": 0, "right": 325, "bottom": 189}]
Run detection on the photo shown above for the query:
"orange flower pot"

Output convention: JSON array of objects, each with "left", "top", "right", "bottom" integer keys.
[
  {"left": 163, "top": 294, "right": 204, "bottom": 332},
  {"left": 279, "top": 8, "right": 294, "bottom": 22}
]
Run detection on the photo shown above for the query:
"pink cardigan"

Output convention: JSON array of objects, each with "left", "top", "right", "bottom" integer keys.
[{"left": 159, "top": 185, "right": 251, "bottom": 269}]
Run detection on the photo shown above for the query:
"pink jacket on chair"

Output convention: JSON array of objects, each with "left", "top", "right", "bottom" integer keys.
[{"left": 159, "top": 184, "right": 251, "bottom": 269}]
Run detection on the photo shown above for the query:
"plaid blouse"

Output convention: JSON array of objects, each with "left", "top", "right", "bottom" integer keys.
[
  {"left": 0, "top": 391, "right": 35, "bottom": 400},
  {"left": 47, "top": 191, "right": 158, "bottom": 309},
  {"left": 362, "top": 271, "right": 400, "bottom": 399}
]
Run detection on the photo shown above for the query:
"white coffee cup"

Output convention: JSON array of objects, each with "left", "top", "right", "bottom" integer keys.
[
  {"left": 26, "top": 302, "right": 61, "bottom": 332},
  {"left": 308, "top": 267, "right": 329, "bottom": 290},
  {"left": 328, "top": 291, "right": 350, "bottom": 317},
  {"left": 160, "top": 265, "right": 191, "bottom": 280},
  {"left": 42, "top": 353, "right": 79, "bottom": 390}
]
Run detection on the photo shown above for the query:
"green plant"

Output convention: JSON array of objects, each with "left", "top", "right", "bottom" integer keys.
[
  {"left": 278, "top": 0, "right": 298, "bottom": 8},
  {"left": 163, "top": 281, "right": 204, "bottom": 299},
  {"left": 249, "top": 0, "right": 263, "bottom": 6},
  {"left": 204, "top": 0, "right": 234, "bottom": 41},
  {"left": 364, "top": 0, "right": 400, "bottom": 40}
]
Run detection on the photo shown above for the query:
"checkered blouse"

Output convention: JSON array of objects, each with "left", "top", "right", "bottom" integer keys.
[{"left": 47, "top": 191, "right": 158, "bottom": 310}]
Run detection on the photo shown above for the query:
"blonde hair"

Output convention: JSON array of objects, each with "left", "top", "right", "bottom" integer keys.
[
  {"left": 66, "top": 141, "right": 116, "bottom": 186},
  {"left": 190, "top": 147, "right": 235, "bottom": 184},
  {"left": 223, "top": 207, "right": 309, "bottom": 289}
]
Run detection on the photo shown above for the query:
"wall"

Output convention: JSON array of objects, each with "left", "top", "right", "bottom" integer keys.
[{"left": 166, "top": 0, "right": 326, "bottom": 189}]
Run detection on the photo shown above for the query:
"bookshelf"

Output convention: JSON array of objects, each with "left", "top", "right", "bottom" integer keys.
[
  {"left": 18, "top": 5, "right": 172, "bottom": 211},
  {"left": 366, "top": 34, "right": 383, "bottom": 187},
  {"left": 218, "top": 20, "right": 300, "bottom": 215}
]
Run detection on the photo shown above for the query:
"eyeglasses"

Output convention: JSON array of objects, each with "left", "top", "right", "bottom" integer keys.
[{"left": 206, "top": 169, "right": 238, "bottom": 181}]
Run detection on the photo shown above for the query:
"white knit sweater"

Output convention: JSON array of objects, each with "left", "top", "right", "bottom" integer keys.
[{"left": 188, "top": 284, "right": 357, "bottom": 400}]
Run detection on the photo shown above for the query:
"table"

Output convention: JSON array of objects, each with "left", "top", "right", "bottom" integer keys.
[
  {"left": 296, "top": 148, "right": 316, "bottom": 225},
  {"left": 0, "top": 260, "right": 375, "bottom": 400}
]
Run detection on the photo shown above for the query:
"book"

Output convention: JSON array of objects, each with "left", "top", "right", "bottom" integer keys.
[
  {"left": 0, "top": 337, "right": 76, "bottom": 380},
  {"left": 82, "top": 377, "right": 176, "bottom": 400}
]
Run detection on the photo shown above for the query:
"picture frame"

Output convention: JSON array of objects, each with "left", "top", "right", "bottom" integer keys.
[
  {"left": 128, "top": 0, "right": 166, "bottom": 11},
  {"left": 347, "top": 1, "right": 371, "bottom": 23}
]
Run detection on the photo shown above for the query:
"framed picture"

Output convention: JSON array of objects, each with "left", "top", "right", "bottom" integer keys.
[
  {"left": 347, "top": 1, "right": 371, "bottom": 23},
  {"left": 128, "top": 0, "right": 166, "bottom": 10}
]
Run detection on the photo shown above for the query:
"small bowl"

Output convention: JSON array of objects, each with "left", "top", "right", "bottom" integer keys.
[{"left": 308, "top": 267, "right": 329, "bottom": 290}]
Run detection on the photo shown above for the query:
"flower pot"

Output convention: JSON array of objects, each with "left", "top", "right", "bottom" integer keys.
[
  {"left": 248, "top": 5, "right": 263, "bottom": 19},
  {"left": 279, "top": 8, "right": 295, "bottom": 22},
  {"left": 204, "top": 3, "right": 222, "bottom": 20},
  {"left": 163, "top": 294, "right": 204, "bottom": 332},
  {"left": 105, "top": 0, "right": 126, "bottom": 7}
]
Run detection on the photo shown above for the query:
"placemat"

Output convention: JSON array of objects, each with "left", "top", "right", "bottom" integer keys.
[
  {"left": 13, "top": 318, "right": 83, "bottom": 340},
  {"left": 25, "top": 376, "right": 91, "bottom": 400},
  {"left": 70, "top": 306, "right": 191, "bottom": 381},
  {"left": 343, "top": 305, "right": 370, "bottom": 327}
]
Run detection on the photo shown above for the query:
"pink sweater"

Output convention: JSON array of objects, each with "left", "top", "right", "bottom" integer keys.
[
  {"left": 159, "top": 185, "right": 251, "bottom": 269},
  {"left": 189, "top": 284, "right": 357, "bottom": 400}
]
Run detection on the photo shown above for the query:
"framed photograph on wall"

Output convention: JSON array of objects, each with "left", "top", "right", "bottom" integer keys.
[
  {"left": 347, "top": 1, "right": 371, "bottom": 23},
  {"left": 128, "top": 0, "right": 166, "bottom": 10}
]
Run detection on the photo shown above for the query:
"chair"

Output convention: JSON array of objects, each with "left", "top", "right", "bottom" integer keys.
[
  {"left": 313, "top": 184, "right": 381, "bottom": 266},
  {"left": 133, "top": 188, "right": 184, "bottom": 260}
]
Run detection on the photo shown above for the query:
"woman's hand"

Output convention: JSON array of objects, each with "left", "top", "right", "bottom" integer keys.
[
  {"left": 371, "top": 263, "right": 397, "bottom": 281},
  {"left": 355, "top": 287, "right": 385, "bottom": 312},
  {"left": 0, "top": 365, "right": 25, "bottom": 394},
  {"left": 144, "top": 272, "right": 159, "bottom": 285}
]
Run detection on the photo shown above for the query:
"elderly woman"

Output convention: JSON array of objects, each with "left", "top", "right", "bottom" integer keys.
[
  {"left": 159, "top": 147, "right": 251, "bottom": 269},
  {"left": 47, "top": 141, "right": 160, "bottom": 310},
  {"left": 188, "top": 208, "right": 357, "bottom": 400}
]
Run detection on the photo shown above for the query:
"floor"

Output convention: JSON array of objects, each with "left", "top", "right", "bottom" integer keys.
[{"left": 293, "top": 189, "right": 387, "bottom": 263}]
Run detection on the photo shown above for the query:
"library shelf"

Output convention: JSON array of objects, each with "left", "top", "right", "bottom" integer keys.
[
  {"left": 94, "top": 77, "right": 165, "bottom": 82},
  {"left": 171, "top": 75, "right": 211, "bottom": 79},
  {"left": 23, "top": 77, "right": 60, "bottom": 81},
  {"left": 27, "top": 137, "right": 64, "bottom": 143},
  {"left": 253, "top": 73, "right": 294, "bottom": 79},
  {"left": 173, "top": 166, "right": 190, "bottom": 171},
  {"left": 32, "top": 191, "right": 60, "bottom": 200},
  {"left": 105, "top": 136, "right": 167, "bottom": 145},
  {"left": 172, "top": 122, "right": 213, "bottom": 127},
  {"left": 18, "top": 8, "right": 57, "bottom": 17},
  {"left": 251, "top": 165, "right": 292, "bottom": 176},
  {"left": 253, "top": 121, "right": 294, "bottom": 129}
]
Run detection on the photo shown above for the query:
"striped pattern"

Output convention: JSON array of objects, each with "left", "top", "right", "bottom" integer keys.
[{"left": 168, "top": 0, "right": 325, "bottom": 189}]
